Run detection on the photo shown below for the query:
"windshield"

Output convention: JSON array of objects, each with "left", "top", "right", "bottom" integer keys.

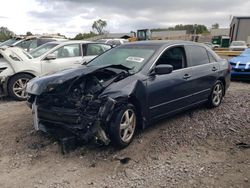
[
  {"left": 87, "top": 45, "right": 157, "bottom": 73},
  {"left": 0, "top": 38, "right": 21, "bottom": 47},
  {"left": 240, "top": 49, "right": 250, "bottom": 56},
  {"left": 30, "top": 43, "right": 58, "bottom": 58},
  {"left": 231, "top": 41, "right": 246, "bottom": 46}
]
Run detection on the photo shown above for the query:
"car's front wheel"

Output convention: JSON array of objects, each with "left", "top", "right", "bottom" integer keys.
[
  {"left": 8, "top": 74, "right": 34, "bottom": 101},
  {"left": 208, "top": 80, "right": 224, "bottom": 108},
  {"left": 109, "top": 104, "right": 137, "bottom": 148}
]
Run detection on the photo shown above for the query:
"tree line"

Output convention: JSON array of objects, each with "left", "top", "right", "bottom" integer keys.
[
  {"left": 152, "top": 23, "right": 219, "bottom": 35},
  {"left": 0, "top": 27, "right": 15, "bottom": 42},
  {"left": 0, "top": 20, "right": 220, "bottom": 41}
]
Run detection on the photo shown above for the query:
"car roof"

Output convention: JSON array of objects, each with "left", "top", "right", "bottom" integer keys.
[
  {"left": 48, "top": 40, "right": 97, "bottom": 45},
  {"left": 121, "top": 40, "right": 205, "bottom": 48}
]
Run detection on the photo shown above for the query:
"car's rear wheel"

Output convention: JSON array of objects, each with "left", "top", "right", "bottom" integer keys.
[
  {"left": 109, "top": 104, "right": 137, "bottom": 148},
  {"left": 208, "top": 80, "right": 224, "bottom": 108},
  {"left": 8, "top": 74, "right": 33, "bottom": 101}
]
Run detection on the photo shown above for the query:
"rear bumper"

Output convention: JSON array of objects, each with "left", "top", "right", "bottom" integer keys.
[{"left": 224, "top": 70, "right": 231, "bottom": 92}]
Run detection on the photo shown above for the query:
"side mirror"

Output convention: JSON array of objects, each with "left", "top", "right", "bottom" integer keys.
[
  {"left": 154, "top": 64, "right": 173, "bottom": 75},
  {"left": 45, "top": 53, "right": 56, "bottom": 60}
]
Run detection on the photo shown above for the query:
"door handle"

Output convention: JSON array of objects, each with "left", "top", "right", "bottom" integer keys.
[
  {"left": 212, "top": 67, "right": 218, "bottom": 71},
  {"left": 183, "top": 74, "right": 192, "bottom": 79}
]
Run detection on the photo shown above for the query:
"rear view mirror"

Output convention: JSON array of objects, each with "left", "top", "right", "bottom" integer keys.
[
  {"left": 45, "top": 53, "right": 56, "bottom": 60},
  {"left": 154, "top": 64, "right": 173, "bottom": 75}
]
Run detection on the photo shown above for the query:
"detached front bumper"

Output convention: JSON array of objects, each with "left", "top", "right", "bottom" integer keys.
[{"left": 31, "top": 96, "right": 117, "bottom": 145}]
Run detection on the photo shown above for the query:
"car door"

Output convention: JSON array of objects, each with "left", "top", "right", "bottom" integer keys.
[
  {"left": 147, "top": 46, "right": 195, "bottom": 120},
  {"left": 82, "top": 43, "right": 112, "bottom": 64},
  {"left": 185, "top": 45, "right": 219, "bottom": 102},
  {"left": 41, "top": 44, "right": 83, "bottom": 74}
]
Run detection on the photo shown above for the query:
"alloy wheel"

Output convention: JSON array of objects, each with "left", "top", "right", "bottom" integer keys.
[
  {"left": 119, "top": 109, "right": 136, "bottom": 143},
  {"left": 12, "top": 78, "right": 30, "bottom": 99},
  {"left": 212, "top": 83, "right": 223, "bottom": 106}
]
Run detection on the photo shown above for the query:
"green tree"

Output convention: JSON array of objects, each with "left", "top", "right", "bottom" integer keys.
[
  {"left": 73, "top": 31, "right": 98, "bottom": 40},
  {"left": 92, "top": 19, "right": 107, "bottom": 35},
  {"left": 195, "top": 25, "right": 208, "bottom": 34},
  {"left": 26, "top": 31, "right": 33, "bottom": 36},
  {"left": 173, "top": 24, "right": 208, "bottom": 34},
  {"left": 212, "top": 23, "right": 219, "bottom": 29},
  {"left": 0, "top": 27, "right": 15, "bottom": 41}
]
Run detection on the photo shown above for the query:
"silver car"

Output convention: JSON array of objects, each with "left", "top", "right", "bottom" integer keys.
[{"left": 229, "top": 41, "right": 248, "bottom": 51}]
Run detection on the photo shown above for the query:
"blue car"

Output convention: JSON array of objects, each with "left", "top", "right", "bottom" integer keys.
[{"left": 229, "top": 49, "right": 250, "bottom": 80}]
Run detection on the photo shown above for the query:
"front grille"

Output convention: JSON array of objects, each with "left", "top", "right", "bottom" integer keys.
[{"left": 230, "top": 62, "right": 249, "bottom": 67}]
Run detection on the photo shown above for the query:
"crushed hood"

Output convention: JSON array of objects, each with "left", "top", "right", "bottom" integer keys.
[
  {"left": 0, "top": 47, "right": 33, "bottom": 70},
  {"left": 26, "top": 64, "right": 130, "bottom": 95},
  {"left": 0, "top": 47, "right": 32, "bottom": 61}
]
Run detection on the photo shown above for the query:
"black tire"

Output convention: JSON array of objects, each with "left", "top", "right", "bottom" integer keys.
[
  {"left": 109, "top": 103, "right": 137, "bottom": 149},
  {"left": 207, "top": 80, "right": 224, "bottom": 108},
  {"left": 8, "top": 74, "right": 34, "bottom": 101}
]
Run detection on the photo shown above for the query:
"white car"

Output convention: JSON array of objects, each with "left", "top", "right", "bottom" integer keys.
[
  {"left": 0, "top": 36, "right": 66, "bottom": 52},
  {"left": 229, "top": 41, "right": 248, "bottom": 51},
  {"left": 96, "top": 38, "right": 128, "bottom": 46},
  {"left": 0, "top": 40, "right": 112, "bottom": 100}
]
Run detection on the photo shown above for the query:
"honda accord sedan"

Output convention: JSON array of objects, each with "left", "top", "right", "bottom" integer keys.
[{"left": 26, "top": 41, "right": 231, "bottom": 149}]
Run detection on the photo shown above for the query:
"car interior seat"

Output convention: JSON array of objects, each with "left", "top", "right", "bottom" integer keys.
[
  {"left": 62, "top": 48, "right": 70, "bottom": 57},
  {"left": 73, "top": 48, "right": 80, "bottom": 56}
]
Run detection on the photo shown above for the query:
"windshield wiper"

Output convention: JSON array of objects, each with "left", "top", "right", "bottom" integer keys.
[{"left": 105, "top": 64, "right": 132, "bottom": 71}]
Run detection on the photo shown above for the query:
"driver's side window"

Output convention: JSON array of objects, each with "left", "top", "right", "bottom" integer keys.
[
  {"left": 156, "top": 46, "right": 186, "bottom": 70},
  {"left": 52, "top": 44, "right": 81, "bottom": 59}
]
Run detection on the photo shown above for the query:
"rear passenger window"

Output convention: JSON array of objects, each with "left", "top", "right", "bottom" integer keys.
[
  {"left": 156, "top": 46, "right": 186, "bottom": 70},
  {"left": 186, "top": 46, "right": 210, "bottom": 66},
  {"left": 53, "top": 44, "right": 81, "bottom": 58}
]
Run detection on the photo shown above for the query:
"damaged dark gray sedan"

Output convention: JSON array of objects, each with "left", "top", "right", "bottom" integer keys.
[{"left": 26, "top": 41, "right": 231, "bottom": 149}]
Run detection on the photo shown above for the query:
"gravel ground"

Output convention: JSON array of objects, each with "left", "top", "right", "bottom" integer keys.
[{"left": 0, "top": 81, "right": 249, "bottom": 188}]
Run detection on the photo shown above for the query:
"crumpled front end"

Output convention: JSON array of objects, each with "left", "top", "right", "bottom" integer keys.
[
  {"left": 27, "top": 66, "right": 129, "bottom": 150},
  {"left": 32, "top": 95, "right": 116, "bottom": 145}
]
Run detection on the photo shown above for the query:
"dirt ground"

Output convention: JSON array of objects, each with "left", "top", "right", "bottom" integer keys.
[{"left": 0, "top": 81, "right": 249, "bottom": 188}]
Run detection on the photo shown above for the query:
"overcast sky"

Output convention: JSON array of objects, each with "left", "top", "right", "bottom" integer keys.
[{"left": 1, "top": 0, "right": 250, "bottom": 37}]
